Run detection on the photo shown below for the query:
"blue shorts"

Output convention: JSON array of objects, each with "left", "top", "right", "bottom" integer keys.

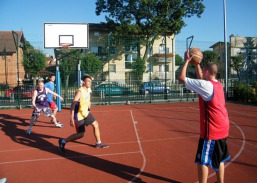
[{"left": 195, "top": 138, "right": 230, "bottom": 171}]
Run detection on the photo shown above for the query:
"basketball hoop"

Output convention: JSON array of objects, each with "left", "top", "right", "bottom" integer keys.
[{"left": 60, "top": 43, "right": 72, "bottom": 53}]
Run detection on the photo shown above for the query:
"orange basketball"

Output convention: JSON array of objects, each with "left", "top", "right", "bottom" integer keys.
[{"left": 189, "top": 48, "right": 203, "bottom": 64}]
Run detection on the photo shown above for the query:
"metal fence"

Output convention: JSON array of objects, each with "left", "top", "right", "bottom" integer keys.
[
  {"left": 1, "top": 72, "right": 255, "bottom": 109},
  {"left": 1, "top": 34, "right": 256, "bottom": 108},
  {"left": 0, "top": 81, "right": 199, "bottom": 109}
]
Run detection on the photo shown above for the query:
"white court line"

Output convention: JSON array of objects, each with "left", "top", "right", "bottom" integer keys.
[
  {"left": 0, "top": 106, "right": 195, "bottom": 119},
  {"left": 191, "top": 104, "right": 246, "bottom": 183},
  {"left": 0, "top": 151, "right": 140, "bottom": 165},
  {"left": 128, "top": 110, "right": 146, "bottom": 183},
  {"left": 0, "top": 135, "right": 198, "bottom": 153},
  {"left": 190, "top": 108, "right": 245, "bottom": 183},
  {"left": 205, "top": 120, "right": 246, "bottom": 181},
  {"left": 228, "top": 109, "right": 257, "bottom": 117}
]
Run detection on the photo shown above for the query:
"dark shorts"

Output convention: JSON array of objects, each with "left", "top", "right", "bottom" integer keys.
[
  {"left": 32, "top": 107, "right": 53, "bottom": 118},
  {"left": 195, "top": 137, "right": 230, "bottom": 171},
  {"left": 75, "top": 113, "right": 95, "bottom": 133}
]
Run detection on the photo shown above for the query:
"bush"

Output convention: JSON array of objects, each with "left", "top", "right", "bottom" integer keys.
[
  {"left": 249, "top": 81, "right": 257, "bottom": 103},
  {"left": 233, "top": 82, "right": 257, "bottom": 104}
]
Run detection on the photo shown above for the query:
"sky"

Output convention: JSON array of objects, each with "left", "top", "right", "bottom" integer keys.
[{"left": 1, "top": 0, "right": 257, "bottom": 56}]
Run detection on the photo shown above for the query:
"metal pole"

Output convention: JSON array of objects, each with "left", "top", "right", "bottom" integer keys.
[
  {"left": 172, "top": 37, "right": 175, "bottom": 84},
  {"left": 223, "top": 0, "right": 228, "bottom": 99},
  {"left": 148, "top": 38, "right": 152, "bottom": 103},
  {"left": 78, "top": 60, "right": 81, "bottom": 88},
  {"left": 12, "top": 31, "right": 21, "bottom": 109},
  {"left": 164, "top": 34, "right": 167, "bottom": 99},
  {"left": 107, "top": 32, "right": 112, "bottom": 83},
  {"left": 107, "top": 32, "right": 112, "bottom": 104}
]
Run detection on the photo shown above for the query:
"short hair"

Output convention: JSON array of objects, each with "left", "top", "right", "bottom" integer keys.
[
  {"left": 37, "top": 80, "right": 44, "bottom": 85},
  {"left": 203, "top": 62, "right": 218, "bottom": 75},
  {"left": 82, "top": 74, "right": 92, "bottom": 81},
  {"left": 48, "top": 74, "right": 55, "bottom": 80}
]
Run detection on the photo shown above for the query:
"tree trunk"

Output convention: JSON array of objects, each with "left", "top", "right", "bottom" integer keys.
[{"left": 64, "top": 75, "right": 70, "bottom": 106}]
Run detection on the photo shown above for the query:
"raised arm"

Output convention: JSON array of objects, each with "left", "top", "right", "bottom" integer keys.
[
  {"left": 195, "top": 63, "right": 203, "bottom": 79},
  {"left": 46, "top": 88, "right": 64, "bottom": 101},
  {"left": 178, "top": 50, "right": 193, "bottom": 84}
]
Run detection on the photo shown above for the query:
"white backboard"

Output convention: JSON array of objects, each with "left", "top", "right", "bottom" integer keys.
[{"left": 44, "top": 23, "right": 89, "bottom": 49}]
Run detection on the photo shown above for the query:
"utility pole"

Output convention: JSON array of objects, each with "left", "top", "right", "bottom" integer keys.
[{"left": 12, "top": 31, "right": 21, "bottom": 109}]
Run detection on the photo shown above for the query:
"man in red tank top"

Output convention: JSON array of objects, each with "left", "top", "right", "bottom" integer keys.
[{"left": 178, "top": 50, "right": 230, "bottom": 183}]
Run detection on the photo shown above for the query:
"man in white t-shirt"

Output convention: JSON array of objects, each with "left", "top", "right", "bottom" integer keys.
[{"left": 178, "top": 49, "right": 230, "bottom": 183}]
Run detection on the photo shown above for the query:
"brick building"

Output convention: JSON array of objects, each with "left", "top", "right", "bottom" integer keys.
[{"left": 0, "top": 31, "right": 26, "bottom": 87}]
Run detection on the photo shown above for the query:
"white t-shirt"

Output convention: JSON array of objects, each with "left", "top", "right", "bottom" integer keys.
[
  {"left": 185, "top": 77, "right": 215, "bottom": 101},
  {"left": 88, "top": 88, "right": 92, "bottom": 93}
]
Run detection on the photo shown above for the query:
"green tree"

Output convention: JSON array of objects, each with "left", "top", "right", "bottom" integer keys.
[
  {"left": 58, "top": 50, "right": 79, "bottom": 102},
  {"left": 202, "top": 50, "right": 226, "bottom": 79},
  {"left": 175, "top": 54, "right": 184, "bottom": 66},
  {"left": 202, "top": 50, "right": 218, "bottom": 65},
  {"left": 23, "top": 41, "right": 46, "bottom": 86},
  {"left": 231, "top": 54, "right": 245, "bottom": 81},
  {"left": 131, "top": 57, "right": 146, "bottom": 83},
  {"left": 96, "top": 0, "right": 205, "bottom": 80},
  {"left": 81, "top": 53, "right": 103, "bottom": 79}
]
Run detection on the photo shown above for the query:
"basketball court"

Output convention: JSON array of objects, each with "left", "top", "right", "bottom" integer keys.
[{"left": 0, "top": 102, "right": 256, "bottom": 182}]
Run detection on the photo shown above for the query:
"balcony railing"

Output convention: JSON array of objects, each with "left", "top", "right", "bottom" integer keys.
[{"left": 151, "top": 53, "right": 173, "bottom": 63}]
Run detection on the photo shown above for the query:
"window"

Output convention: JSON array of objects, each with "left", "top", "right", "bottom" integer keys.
[
  {"left": 125, "top": 54, "right": 132, "bottom": 61},
  {"left": 248, "top": 52, "right": 252, "bottom": 61},
  {"left": 91, "top": 47, "right": 98, "bottom": 53},
  {"left": 159, "top": 64, "right": 169, "bottom": 72},
  {"left": 94, "top": 32, "right": 99, "bottom": 36},
  {"left": 125, "top": 54, "right": 137, "bottom": 61},
  {"left": 159, "top": 44, "right": 170, "bottom": 54},
  {"left": 131, "top": 44, "right": 137, "bottom": 52},
  {"left": 110, "top": 47, "right": 115, "bottom": 55},
  {"left": 125, "top": 45, "right": 130, "bottom": 52},
  {"left": 125, "top": 53, "right": 137, "bottom": 69},
  {"left": 109, "top": 64, "right": 116, "bottom": 72},
  {"left": 98, "top": 47, "right": 103, "bottom": 55},
  {"left": 147, "top": 64, "right": 153, "bottom": 72},
  {"left": 91, "top": 47, "right": 105, "bottom": 55},
  {"left": 165, "top": 65, "right": 169, "bottom": 72},
  {"left": 125, "top": 44, "right": 138, "bottom": 52}
]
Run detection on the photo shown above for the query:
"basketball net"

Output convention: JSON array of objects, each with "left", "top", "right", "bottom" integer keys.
[{"left": 60, "top": 43, "right": 71, "bottom": 53}]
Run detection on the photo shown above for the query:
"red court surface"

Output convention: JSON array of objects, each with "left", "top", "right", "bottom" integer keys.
[{"left": 0, "top": 102, "right": 257, "bottom": 183}]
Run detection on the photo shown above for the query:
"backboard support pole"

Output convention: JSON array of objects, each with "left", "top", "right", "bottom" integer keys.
[{"left": 54, "top": 48, "right": 80, "bottom": 111}]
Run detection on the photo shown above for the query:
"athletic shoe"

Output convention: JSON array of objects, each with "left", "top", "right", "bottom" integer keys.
[
  {"left": 55, "top": 123, "right": 63, "bottom": 128},
  {"left": 51, "top": 120, "right": 61, "bottom": 124},
  {"left": 26, "top": 129, "right": 32, "bottom": 135},
  {"left": 58, "top": 139, "right": 66, "bottom": 154},
  {"left": 95, "top": 143, "right": 109, "bottom": 148},
  {"left": 0, "top": 178, "right": 7, "bottom": 183}
]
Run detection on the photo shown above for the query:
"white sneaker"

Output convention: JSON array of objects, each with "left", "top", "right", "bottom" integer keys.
[
  {"left": 55, "top": 123, "right": 63, "bottom": 128},
  {"left": 0, "top": 178, "right": 7, "bottom": 183},
  {"left": 26, "top": 129, "right": 32, "bottom": 135}
]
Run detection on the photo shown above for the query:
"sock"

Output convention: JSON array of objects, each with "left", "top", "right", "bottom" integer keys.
[
  {"left": 61, "top": 139, "right": 66, "bottom": 144},
  {"left": 96, "top": 141, "right": 101, "bottom": 144}
]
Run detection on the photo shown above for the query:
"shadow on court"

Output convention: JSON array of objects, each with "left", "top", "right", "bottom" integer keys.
[{"left": 0, "top": 114, "right": 181, "bottom": 183}]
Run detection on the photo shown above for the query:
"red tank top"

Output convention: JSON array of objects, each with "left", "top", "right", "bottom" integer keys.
[{"left": 198, "top": 80, "right": 229, "bottom": 140}]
